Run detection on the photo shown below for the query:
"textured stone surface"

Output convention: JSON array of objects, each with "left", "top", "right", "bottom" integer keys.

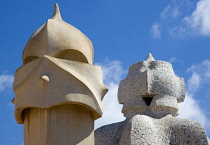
[
  {"left": 118, "top": 53, "right": 185, "bottom": 118},
  {"left": 96, "top": 115, "right": 209, "bottom": 145},
  {"left": 95, "top": 54, "right": 209, "bottom": 145}
]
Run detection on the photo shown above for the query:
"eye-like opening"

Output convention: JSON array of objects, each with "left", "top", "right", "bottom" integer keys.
[
  {"left": 23, "top": 56, "right": 39, "bottom": 64},
  {"left": 54, "top": 49, "right": 88, "bottom": 63},
  {"left": 142, "top": 97, "right": 153, "bottom": 106},
  {"left": 142, "top": 95, "right": 155, "bottom": 106}
]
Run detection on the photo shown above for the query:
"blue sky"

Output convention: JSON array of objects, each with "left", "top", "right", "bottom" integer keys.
[{"left": 1, "top": 0, "right": 210, "bottom": 144}]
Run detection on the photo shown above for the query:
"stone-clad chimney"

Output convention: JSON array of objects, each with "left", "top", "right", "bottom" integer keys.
[{"left": 95, "top": 53, "right": 209, "bottom": 145}]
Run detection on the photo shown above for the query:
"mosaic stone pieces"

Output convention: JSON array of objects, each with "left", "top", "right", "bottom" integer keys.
[
  {"left": 95, "top": 115, "right": 209, "bottom": 145},
  {"left": 95, "top": 121, "right": 126, "bottom": 145},
  {"left": 95, "top": 54, "right": 209, "bottom": 145},
  {"left": 118, "top": 54, "right": 185, "bottom": 118}
]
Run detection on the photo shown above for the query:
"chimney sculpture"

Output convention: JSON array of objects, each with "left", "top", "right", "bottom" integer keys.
[
  {"left": 13, "top": 4, "right": 108, "bottom": 145},
  {"left": 95, "top": 54, "right": 209, "bottom": 145}
]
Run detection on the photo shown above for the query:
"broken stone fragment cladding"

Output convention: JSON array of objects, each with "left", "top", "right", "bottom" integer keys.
[{"left": 95, "top": 54, "right": 210, "bottom": 145}]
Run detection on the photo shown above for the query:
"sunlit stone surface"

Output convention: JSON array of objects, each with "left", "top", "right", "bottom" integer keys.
[
  {"left": 13, "top": 4, "right": 108, "bottom": 145},
  {"left": 95, "top": 53, "right": 209, "bottom": 145}
]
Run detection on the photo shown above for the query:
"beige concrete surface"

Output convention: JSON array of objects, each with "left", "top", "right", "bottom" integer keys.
[
  {"left": 13, "top": 4, "right": 108, "bottom": 145},
  {"left": 13, "top": 56, "right": 107, "bottom": 124},
  {"left": 24, "top": 105, "right": 94, "bottom": 145},
  {"left": 22, "top": 4, "right": 94, "bottom": 65}
]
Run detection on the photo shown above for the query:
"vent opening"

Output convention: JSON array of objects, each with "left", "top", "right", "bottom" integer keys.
[
  {"left": 54, "top": 49, "right": 89, "bottom": 63},
  {"left": 142, "top": 97, "right": 153, "bottom": 106},
  {"left": 23, "top": 56, "right": 39, "bottom": 64}
]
